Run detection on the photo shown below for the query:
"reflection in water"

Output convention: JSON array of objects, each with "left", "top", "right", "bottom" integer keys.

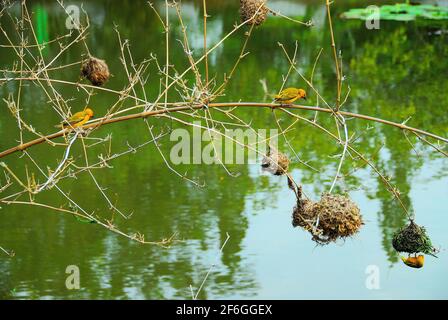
[
  {"left": 0, "top": 0, "right": 447, "bottom": 299},
  {"left": 33, "top": 4, "right": 49, "bottom": 55},
  {"left": 347, "top": 23, "right": 448, "bottom": 263}
]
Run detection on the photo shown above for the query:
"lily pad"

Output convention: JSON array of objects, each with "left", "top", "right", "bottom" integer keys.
[{"left": 341, "top": 3, "right": 448, "bottom": 21}]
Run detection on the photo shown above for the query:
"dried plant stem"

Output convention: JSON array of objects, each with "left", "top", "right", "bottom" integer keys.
[
  {"left": 266, "top": 7, "right": 313, "bottom": 26},
  {"left": 213, "top": 23, "right": 255, "bottom": 97},
  {"left": 190, "top": 232, "right": 230, "bottom": 300},
  {"left": 203, "top": 0, "right": 209, "bottom": 87},
  {"left": 80, "top": 138, "right": 131, "bottom": 220},
  {"left": 325, "top": 0, "right": 348, "bottom": 192},
  {"left": 164, "top": 0, "right": 170, "bottom": 111},
  {"left": 1, "top": 102, "right": 445, "bottom": 160},
  {"left": 412, "top": 132, "right": 448, "bottom": 157},
  {"left": 0, "top": 0, "right": 445, "bottom": 257},
  {"left": 325, "top": 0, "right": 342, "bottom": 110},
  {"left": 0, "top": 245, "right": 14, "bottom": 257},
  {"left": 0, "top": 200, "right": 176, "bottom": 247},
  {"left": 329, "top": 115, "right": 348, "bottom": 193},
  {"left": 281, "top": 108, "right": 410, "bottom": 215},
  {"left": 36, "top": 133, "right": 78, "bottom": 192}
]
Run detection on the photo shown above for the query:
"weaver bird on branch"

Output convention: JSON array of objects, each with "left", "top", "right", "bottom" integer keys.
[
  {"left": 56, "top": 107, "right": 94, "bottom": 129},
  {"left": 274, "top": 88, "right": 307, "bottom": 105}
]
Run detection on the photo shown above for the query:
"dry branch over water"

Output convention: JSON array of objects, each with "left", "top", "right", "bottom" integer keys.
[{"left": 0, "top": 0, "right": 446, "bottom": 259}]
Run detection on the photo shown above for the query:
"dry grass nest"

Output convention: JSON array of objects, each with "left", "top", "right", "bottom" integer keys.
[
  {"left": 261, "top": 149, "right": 289, "bottom": 176},
  {"left": 292, "top": 193, "right": 363, "bottom": 244},
  {"left": 392, "top": 220, "right": 437, "bottom": 256},
  {"left": 81, "top": 56, "right": 110, "bottom": 86},
  {"left": 240, "top": 0, "right": 269, "bottom": 26}
]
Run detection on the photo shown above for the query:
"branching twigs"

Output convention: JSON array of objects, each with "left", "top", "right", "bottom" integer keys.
[
  {"left": 203, "top": 108, "right": 238, "bottom": 177},
  {"left": 3, "top": 140, "right": 177, "bottom": 247},
  {"left": 213, "top": 23, "right": 255, "bottom": 97},
  {"left": 272, "top": 42, "right": 319, "bottom": 172},
  {"left": 203, "top": 0, "right": 209, "bottom": 87},
  {"left": 164, "top": 0, "right": 170, "bottom": 113},
  {"left": 324, "top": 0, "right": 350, "bottom": 194},
  {"left": 160, "top": 113, "right": 297, "bottom": 178},
  {"left": 0, "top": 132, "right": 169, "bottom": 203},
  {"left": 1, "top": 0, "right": 446, "bottom": 259},
  {"left": 24, "top": 151, "right": 96, "bottom": 219},
  {"left": 0, "top": 179, "right": 12, "bottom": 194},
  {"left": 311, "top": 48, "right": 323, "bottom": 121},
  {"left": 266, "top": 7, "right": 313, "bottom": 27},
  {"left": 412, "top": 132, "right": 448, "bottom": 157},
  {"left": 281, "top": 108, "right": 410, "bottom": 215},
  {"left": 80, "top": 138, "right": 132, "bottom": 220},
  {"left": 329, "top": 115, "right": 348, "bottom": 193},
  {"left": 36, "top": 133, "right": 78, "bottom": 192},
  {"left": 175, "top": 3, "right": 203, "bottom": 90},
  {"left": 272, "top": 110, "right": 319, "bottom": 173},
  {"left": 0, "top": 102, "right": 446, "bottom": 160},
  {"left": 147, "top": 0, "right": 275, "bottom": 110},
  {"left": 325, "top": 0, "right": 342, "bottom": 111},
  {"left": 277, "top": 42, "right": 329, "bottom": 110},
  {"left": 0, "top": 200, "right": 177, "bottom": 247}
]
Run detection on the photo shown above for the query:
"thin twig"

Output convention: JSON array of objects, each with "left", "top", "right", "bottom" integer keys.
[
  {"left": 191, "top": 232, "right": 230, "bottom": 300},
  {"left": 1, "top": 102, "right": 446, "bottom": 159}
]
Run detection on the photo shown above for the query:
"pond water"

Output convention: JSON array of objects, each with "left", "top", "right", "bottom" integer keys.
[{"left": 0, "top": 0, "right": 447, "bottom": 299}]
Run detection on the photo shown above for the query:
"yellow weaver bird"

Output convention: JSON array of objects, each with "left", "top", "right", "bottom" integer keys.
[
  {"left": 57, "top": 107, "right": 94, "bottom": 129},
  {"left": 401, "top": 255, "right": 424, "bottom": 269},
  {"left": 274, "top": 88, "right": 307, "bottom": 105}
]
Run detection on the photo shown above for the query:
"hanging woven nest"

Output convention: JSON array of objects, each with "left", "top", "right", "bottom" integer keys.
[
  {"left": 261, "top": 147, "right": 289, "bottom": 176},
  {"left": 240, "top": 0, "right": 269, "bottom": 26},
  {"left": 392, "top": 220, "right": 437, "bottom": 256},
  {"left": 292, "top": 193, "right": 363, "bottom": 245},
  {"left": 81, "top": 56, "right": 110, "bottom": 86}
]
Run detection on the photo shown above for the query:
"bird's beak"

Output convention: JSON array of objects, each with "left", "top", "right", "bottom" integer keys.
[{"left": 303, "top": 96, "right": 307, "bottom": 101}]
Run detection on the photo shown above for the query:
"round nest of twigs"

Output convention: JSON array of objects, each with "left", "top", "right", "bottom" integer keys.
[
  {"left": 261, "top": 149, "right": 289, "bottom": 175},
  {"left": 240, "top": 0, "right": 269, "bottom": 26},
  {"left": 392, "top": 220, "right": 436, "bottom": 256},
  {"left": 81, "top": 56, "right": 110, "bottom": 86},
  {"left": 292, "top": 193, "right": 363, "bottom": 244}
]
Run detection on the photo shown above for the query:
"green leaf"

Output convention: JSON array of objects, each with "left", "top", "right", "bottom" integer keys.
[{"left": 341, "top": 3, "right": 448, "bottom": 21}]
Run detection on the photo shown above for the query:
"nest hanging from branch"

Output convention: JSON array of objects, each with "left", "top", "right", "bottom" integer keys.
[
  {"left": 261, "top": 147, "right": 289, "bottom": 176},
  {"left": 392, "top": 220, "right": 437, "bottom": 256},
  {"left": 240, "top": 0, "right": 269, "bottom": 26},
  {"left": 81, "top": 56, "right": 110, "bottom": 86},
  {"left": 292, "top": 193, "right": 363, "bottom": 245}
]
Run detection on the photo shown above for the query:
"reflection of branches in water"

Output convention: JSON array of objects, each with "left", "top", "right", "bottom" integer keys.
[
  {"left": 376, "top": 128, "right": 415, "bottom": 263},
  {"left": 345, "top": 23, "right": 448, "bottom": 262}
]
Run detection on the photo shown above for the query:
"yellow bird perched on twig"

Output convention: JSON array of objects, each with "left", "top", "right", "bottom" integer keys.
[
  {"left": 274, "top": 88, "right": 307, "bottom": 105},
  {"left": 56, "top": 107, "right": 94, "bottom": 129}
]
